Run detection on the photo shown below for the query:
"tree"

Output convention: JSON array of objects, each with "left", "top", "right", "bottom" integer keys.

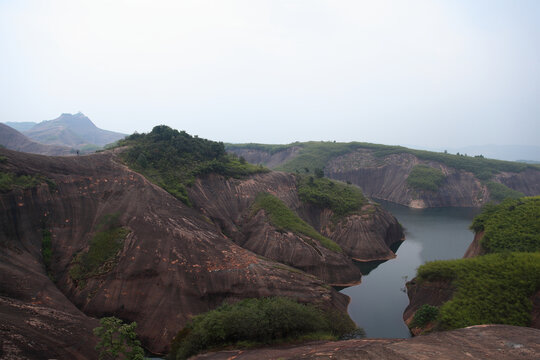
[
  {"left": 93, "top": 317, "right": 145, "bottom": 360},
  {"left": 314, "top": 168, "right": 324, "bottom": 179}
]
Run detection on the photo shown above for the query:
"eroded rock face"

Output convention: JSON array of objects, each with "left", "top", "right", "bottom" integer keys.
[
  {"left": 188, "top": 172, "right": 403, "bottom": 285},
  {"left": 326, "top": 150, "right": 488, "bottom": 208},
  {"left": 0, "top": 148, "right": 367, "bottom": 355},
  {"left": 229, "top": 147, "right": 540, "bottom": 208},
  {"left": 192, "top": 325, "right": 540, "bottom": 360}
]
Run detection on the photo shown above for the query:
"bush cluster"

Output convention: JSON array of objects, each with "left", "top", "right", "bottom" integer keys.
[
  {"left": 119, "top": 126, "right": 267, "bottom": 205},
  {"left": 410, "top": 304, "right": 439, "bottom": 328},
  {"left": 168, "top": 297, "right": 358, "bottom": 360},
  {"left": 416, "top": 252, "right": 540, "bottom": 330},
  {"left": 251, "top": 193, "right": 342, "bottom": 253},
  {"left": 297, "top": 175, "right": 365, "bottom": 218},
  {"left": 470, "top": 196, "right": 540, "bottom": 253},
  {"left": 406, "top": 165, "right": 446, "bottom": 192},
  {"left": 485, "top": 181, "right": 524, "bottom": 203}
]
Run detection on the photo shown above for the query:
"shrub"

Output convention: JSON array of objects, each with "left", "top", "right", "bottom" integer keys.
[
  {"left": 0, "top": 172, "right": 43, "bottom": 192},
  {"left": 251, "top": 193, "right": 342, "bottom": 253},
  {"left": 486, "top": 181, "right": 524, "bottom": 203},
  {"left": 410, "top": 304, "right": 439, "bottom": 328},
  {"left": 297, "top": 175, "right": 365, "bottom": 218},
  {"left": 93, "top": 317, "right": 144, "bottom": 360},
  {"left": 470, "top": 197, "right": 540, "bottom": 253},
  {"left": 168, "top": 297, "right": 357, "bottom": 360},
  {"left": 119, "top": 126, "right": 268, "bottom": 206},
  {"left": 416, "top": 252, "right": 540, "bottom": 330},
  {"left": 406, "top": 165, "right": 446, "bottom": 192}
]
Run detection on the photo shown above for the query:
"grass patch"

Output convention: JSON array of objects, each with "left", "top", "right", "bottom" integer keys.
[
  {"left": 0, "top": 172, "right": 44, "bottom": 192},
  {"left": 168, "top": 297, "right": 358, "bottom": 360},
  {"left": 486, "top": 181, "right": 524, "bottom": 203},
  {"left": 470, "top": 196, "right": 540, "bottom": 253},
  {"left": 118, "top": 126, "right": 268, "bottom": 205},
  {"left": 416, "top": 252, "right": 540, "bottom": 330},
  {"left": 251, "top": 193, "right": 342, "bottom": 253},
  {"left": 69, "top": 214, "right": 129, "bottom": 283},
  {"left": 406, "top": 165, "right": 446, "bottom": 192},
  {"left": 297, "top": 175, "right": 366, "bottom": 218},
  {"left": 42, "top": 229, "right": 53, "bottom": 278}
]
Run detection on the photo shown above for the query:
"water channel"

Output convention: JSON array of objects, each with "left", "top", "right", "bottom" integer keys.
[{"left": 341, "top": 200, "right": 480, "bottom": 338}]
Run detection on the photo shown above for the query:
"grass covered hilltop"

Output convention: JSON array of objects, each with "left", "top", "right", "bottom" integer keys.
[
  {"left": 118, "top": 125, "right": 267, "bottom": 205},
  {"left": 408, "top": 196, "right": 540, "bottom": 332}
]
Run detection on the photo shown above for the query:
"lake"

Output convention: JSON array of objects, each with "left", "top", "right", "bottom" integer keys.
[{"left": 341, "top": 200, "right": 480, "bottom": 338}]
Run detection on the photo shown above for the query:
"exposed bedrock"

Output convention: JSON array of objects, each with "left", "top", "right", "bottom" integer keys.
[
  {"left": 193, "top": 325, "right": 540, "bottom": 360},
  {"left": 0, "top": 149, "right": 350, "bottom": 355},
  {"left": 326, "top": 151, "right": 487, "bottom": 208},
  {"left": 230, "top": 147, "right": 540, "bottom": 208},
  {"left": 188, "top": 172, "right": 403, "bottom": 285}
]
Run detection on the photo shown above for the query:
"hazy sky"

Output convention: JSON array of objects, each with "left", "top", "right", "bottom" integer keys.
[{"left": 1, "top": 0, "right": 539, "bottom": 147}]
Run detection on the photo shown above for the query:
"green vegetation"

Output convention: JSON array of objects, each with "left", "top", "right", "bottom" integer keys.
[
  {"left": 470, "top": 197, "right": 540, "bottom": 253},
  {"left": 0, "top": 172, "right": 43, "bottom": 192},
  {"left": 93, "top": 316, "right": 144, "bottom": 360},
  {"left": 227, "top": 142, "right": 539, "bottom": 181},
  {"left": 406, "top": 165, "right": 446, "bottom": 192},
  {"left": 486, "top": 181, "right": 524, "bottom": 203},
  {"left": 69, "top": 214, "right": 129, "bottom": 284},
  {"left": 297, "top": 175, "right": 366, "bottom": 217},
  {"left": 168, "top": 297, "right": 358, "bottom": 360},
  {"left": 410, "top": 304, "right": 439, "bottom": 328},
  {"left": 0, "top": 155, "right": 6, "bottom": 163},
  {"left": 119, "top": 126, "right": 267, "bottom": 205},
  {"left": 416, "top": 252, "right": 540, "bottom": 330},
  {"left": 251, "top": 193, "right": 342, "bottom": 253},
  {"left": 42, "top": 229, "right": 53, "bottom": 278}
]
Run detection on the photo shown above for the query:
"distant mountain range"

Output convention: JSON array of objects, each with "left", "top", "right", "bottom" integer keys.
[{"left": 1, "top": 112, "right": 127, "bottom": 155}]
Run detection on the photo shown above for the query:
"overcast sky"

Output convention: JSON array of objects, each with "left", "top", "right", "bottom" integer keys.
[{"left": 1, "top": 0, "right": 539, "bottom": 147}]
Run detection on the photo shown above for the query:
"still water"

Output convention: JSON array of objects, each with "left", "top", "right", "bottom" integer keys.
[{"left": 341, "top": 200, "right": 479, "bottom": 338}]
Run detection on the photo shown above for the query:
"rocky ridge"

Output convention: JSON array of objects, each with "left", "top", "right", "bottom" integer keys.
[{"left": 0, "top": 147, "right": 401, "bottom": 356}]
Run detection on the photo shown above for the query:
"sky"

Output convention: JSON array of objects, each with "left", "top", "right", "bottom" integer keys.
[{"left": 1, "top": 0, "right": 539, "bottom": 147}]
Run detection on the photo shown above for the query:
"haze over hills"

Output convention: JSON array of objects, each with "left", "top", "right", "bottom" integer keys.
[
  {"left": 0, "top": 123, "right": 73, "bottom": 156},
  {"left": 5, "top": 112, "right": 127, "bottom": 150},
  {"left": 4, "top": 121, "right": 37, "bottom": 132}
]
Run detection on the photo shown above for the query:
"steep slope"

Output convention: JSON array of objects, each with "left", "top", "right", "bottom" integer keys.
[
  {"left": 188, "top": 173, "right": 403, "bottom": 286},
  {"left": 228, "top": 143, "right": 540, "bottom": 208},
  {"left": 0, "top": 123, "right": 73, "bottom": 156},
  {"left": 23, "top": 112, "right": 126, "bottom": 148},
  {"left": 0, "top": 148, "right": 353, "bottom": 355}
]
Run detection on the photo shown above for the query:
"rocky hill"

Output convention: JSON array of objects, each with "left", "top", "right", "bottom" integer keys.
[
  {"left": 228, "top": 142, "right": 540, "bottom": 208},
  {"left": 21, "top": 112, "right": 126, "bottom": 149},
  {"left": 0, "top": 128, "right": 403, "bottom": 357},
  {"left": 0, "top": 123, "right": 73, "bottom": 156}
]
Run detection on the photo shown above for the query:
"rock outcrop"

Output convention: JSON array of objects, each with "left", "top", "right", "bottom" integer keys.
[
  {"left": 192, "top": 325, "right": 540, "bottom": 360},
  {"left": 229, "top": 146, "right": 540, "bottom": 208},
  {"left": 188, "top": 173, "right": 403, "bottom": 286},
  {"left": 0, "top": 147, "right": 401, "bottom": 355}
]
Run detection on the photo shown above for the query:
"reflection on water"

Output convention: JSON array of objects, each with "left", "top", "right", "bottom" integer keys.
[{"left": 340, "top": 200, "right": 479, "bottom": 338}]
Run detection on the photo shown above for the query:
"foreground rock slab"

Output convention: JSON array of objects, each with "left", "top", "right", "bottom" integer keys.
[{"left": 193, "top": 325, "right": 540, "bottom": 360}]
